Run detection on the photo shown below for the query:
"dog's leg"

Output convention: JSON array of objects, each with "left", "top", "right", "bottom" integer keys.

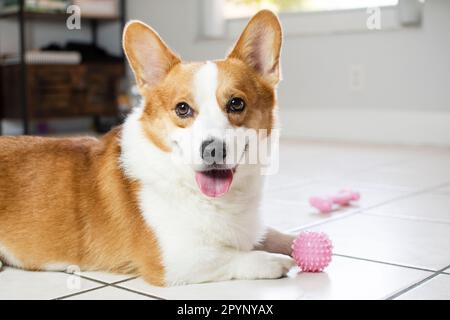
[
  {"left": 0, "top": 259, "right": 3, "bottom": 270},
  {"left": 220, "top": 250, "right": 296, "bottom": 281},
  {"left": 254, "top": 227, "right": 296, "bottom": 256},
  {"left": 166, "top": 249, "right": 296, "bottom": 285}
]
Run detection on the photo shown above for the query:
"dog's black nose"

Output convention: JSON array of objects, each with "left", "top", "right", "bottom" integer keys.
[{"left": 201, "top": 139, "right": 226, "bottom": 164}]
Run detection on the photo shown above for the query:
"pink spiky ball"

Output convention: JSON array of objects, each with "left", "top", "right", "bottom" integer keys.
[{"left": 291, "top": 231, "right": 333, "bottom": 272}]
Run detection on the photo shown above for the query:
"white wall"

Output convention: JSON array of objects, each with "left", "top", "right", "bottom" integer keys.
[
  {"left": 1, "top": 0, "right": 449, "bottom": 145},
  {"left": 122, "top": 0, "right": 450, "bottom": 110}
]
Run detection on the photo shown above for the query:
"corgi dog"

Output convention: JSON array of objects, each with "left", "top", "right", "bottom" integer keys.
[{"left": 0, "top": 10, "right": 295, "bottom": 286}]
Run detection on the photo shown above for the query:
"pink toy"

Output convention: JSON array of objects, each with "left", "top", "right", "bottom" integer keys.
[
  {"left": 291, "top": 231, "right": 333, "bottom": 272},
  {"left": 309, "top": 189, "right": 360, "bottom": 213}
]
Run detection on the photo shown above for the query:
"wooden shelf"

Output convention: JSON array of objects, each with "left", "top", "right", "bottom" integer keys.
[
  {"left": 1, "top": 63, "right": 125, "bottom": 120},
  {"left": 0, "top": 0, "right": 126, "bottom": 135},
  {"left": 0, "top": 11, "right": 120, "bottom": 22}
]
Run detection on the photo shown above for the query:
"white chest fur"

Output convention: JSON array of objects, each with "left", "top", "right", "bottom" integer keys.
[{"left": 120, "top": 107, "right": 267, "bottom": 285}]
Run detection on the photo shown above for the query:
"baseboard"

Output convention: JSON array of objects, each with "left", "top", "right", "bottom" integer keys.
[
  {"left": 279, "top": 108, "right": 450, "bottom": 147},
  {"left": 3, "top": 109, "right": 449, "bottom": 147}
]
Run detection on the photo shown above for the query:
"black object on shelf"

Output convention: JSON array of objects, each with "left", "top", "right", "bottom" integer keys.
[
  {"left": 0, "top": 0, "right": 127, "bottom": 135},
  {"left": 42, "top": 42, "right": 123, "bottom": 63}
]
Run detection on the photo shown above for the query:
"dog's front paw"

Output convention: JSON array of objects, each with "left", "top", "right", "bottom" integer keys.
[
  {"left": 233, "top": 251, "right": 296, "bottom": 280},
  {"left": 257, "top": 254, "right": 296, "bottom": 279}
]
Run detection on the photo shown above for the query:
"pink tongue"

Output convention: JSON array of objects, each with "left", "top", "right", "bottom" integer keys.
[{"left": 195, "top": 170, "right": 234, "bottom": 198}]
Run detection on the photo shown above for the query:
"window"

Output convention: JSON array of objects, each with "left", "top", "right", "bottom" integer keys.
[
  {"left": 224, "top": 0, "right": 399, "bottom": 19},
  {"left": 201, "top": 0, "right": 422, "bottom": 39}
]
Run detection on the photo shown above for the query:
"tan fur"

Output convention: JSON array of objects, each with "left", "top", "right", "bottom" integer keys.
[
  {"left": 136, "top": 56, "right": 277, "bottom": 153},
  {"left": 0, "top": 10, "right": 284, "bottom": 286},
  {"left": 228, "top": 10, "right": 282, "bottom": 86},
  {"left": 122, "top": 20, "right": 181, "bottom": 89},
  {"left": 124, "top": 11, "right": 282, "bottom": 152},
  {"left": 216, "top": 59, "right": 276, "bottom": 132},
  {"left": 139, "top": 63, "right": 201, "bottom": 152},
  {"left": 0, "top": 129, "right": 164, "bottom": 286}
]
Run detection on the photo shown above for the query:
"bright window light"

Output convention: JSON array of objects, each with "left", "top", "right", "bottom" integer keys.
[{"left": 224, "top": 0, "right": 399, "bottom": 18}]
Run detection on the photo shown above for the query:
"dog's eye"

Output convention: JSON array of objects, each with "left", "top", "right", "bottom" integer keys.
[
  {"left": 227, "top": 97, "right": 246, "bottom": 113},
  {"left": 175, "top": 102, "right": 193, "bottom": 118}
]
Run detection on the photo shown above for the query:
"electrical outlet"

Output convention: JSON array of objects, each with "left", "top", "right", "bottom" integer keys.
[{"left": 350, "top": 65, "right": 364, "bottom": 91}]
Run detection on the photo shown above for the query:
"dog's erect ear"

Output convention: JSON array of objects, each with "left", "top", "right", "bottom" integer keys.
[
  {"left": 123, "top": 20, "right": 181, "bottom": 88},
  {"left": 228, "top": 10, "right": 282, "bottom": 86}
]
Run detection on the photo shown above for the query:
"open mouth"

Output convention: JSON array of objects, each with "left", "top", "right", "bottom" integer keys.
[{"left": 195, "top": 169, "right": 234, "bottom": 198}]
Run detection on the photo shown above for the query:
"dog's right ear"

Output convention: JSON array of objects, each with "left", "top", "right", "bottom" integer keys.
[
  {"left": 227, "top": 10, "right": 282, "bottom": 86},
  {"left": 123, "top": 20, "right": 181, "bottom": 89}
]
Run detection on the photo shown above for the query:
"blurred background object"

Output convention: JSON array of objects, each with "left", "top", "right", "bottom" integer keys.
[{"left": 0, "top": 0, "right": 126, "bottom": 135}]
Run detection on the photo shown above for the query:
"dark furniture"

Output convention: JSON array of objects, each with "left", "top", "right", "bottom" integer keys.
[
  {"left": 0, "top": 0, "right": 127, "bottom": 135},
  {"left": 1, "top": 63, "right": 124, "bottom": 118}
]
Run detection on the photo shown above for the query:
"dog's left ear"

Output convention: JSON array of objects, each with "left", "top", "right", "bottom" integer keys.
[{"left": 228, "top": 10, "right": 282, "bottom": 86}]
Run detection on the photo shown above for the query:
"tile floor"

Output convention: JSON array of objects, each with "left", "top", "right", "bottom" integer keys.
[{"left": 1, "top": 139, "right": 450, "bottom": 300}]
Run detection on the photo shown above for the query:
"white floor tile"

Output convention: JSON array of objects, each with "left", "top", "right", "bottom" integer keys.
[
  {"left": 308, "top": 214, "right": 450, "bottom": 271},
  {"left": 434, "top": 184, "right": 450, "bottom": 195},
  {"left": 396, "top": 275, "right": 450, "bottom": 300},
  {"left": 63, "top": 286, "right": 155, "bottom": 300},
  {"left": 396, "top": 154, "right": 450, "bottom": 178},
  {"left": 344, "top": 153, "right": 450, "bottom": 191},
  {"left": 116, "top": 256, "right": 429, "bottom": 300},
  {"left": 365, "top": 192, "right": 450, "bottom": 223},
  {"left": 265, "top": 181, "right": 409, "bottom": 210},
  {"left": 276, "top": 140, "right": 415, "bottom": 181},
  {"left": 261, "top": 199, "right": 354, "bottom": 232},
  {"left": 264, "top": 173, "right": 313, "bottom": 192},
  {"left": 0, "top": 267, "right": 101, "bottom": 300},
  {"left": 261, "top": 181, "right": 410, "bottom": 232},
  {"left": 3, "top": 140, "right": 449, "bottom": 300},
  {"left": 348, "top": 166, "right": 449, "bottom": 191}
]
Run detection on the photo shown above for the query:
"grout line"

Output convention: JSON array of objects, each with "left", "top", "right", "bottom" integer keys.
[
  {"left": 332, "top": 254, "right": 437, "bottom": 273},
  {"left": 109, "top": 276, "right": 140, "bottom": 285},
  {"left": 53, "top": 284, "right": 109, "bottom": 300},
  {"left": 75, "top": 274, "right": 139, "bottom": 286},
  {"left": 429, "top": 181, "right": 450, "bottom": 195},
  {"left": 431, "top": 191, "right": 450, "bottom": 196},
  {"left": 339, "top": 158, "right": 413, "bottom": 181},
  {"left": 287, "top": 180, "right": 450, "bottom": 233},
  {"left": 54, "top": 274, "right": 165, "bottom": 300},
  {"left": 70, "top": 274, "right": 115, "bottom": 286},
  {"left": 363, "top": 212, "right": 450, "bottom": 226},
  {"left": 111, "top": 283, "right": 165, "bottom": 300},
  {"left": 286, "top": 208, "right": 365, "bottom": 233},
  {"left": 433, "top": 181, "right": 450, "bottom": 189},
  {"left": 56, "top": 270, "right": 130, "bottom": 286},
  {"left": 268, "top": 154, "right": 412, "bottom": 195},
  {"left": 385, "top": 264, "right": 450, "bottom": 300},
  {"left": 54, "top": 271, "right": 166, "bottom": 300},
  {"left": 61, "top": 271, "right": 136, "bottom": 286}
]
